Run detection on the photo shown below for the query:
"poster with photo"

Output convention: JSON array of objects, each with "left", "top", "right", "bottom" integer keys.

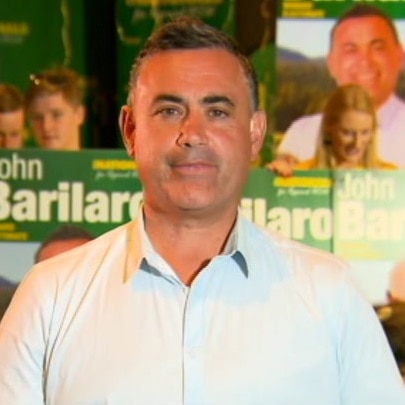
[
  {"left": 2, "top": 148, "right": 405, "bottom": 303},
  {"left": 275, "top": 0, "right": 405, "bottom": 168}
]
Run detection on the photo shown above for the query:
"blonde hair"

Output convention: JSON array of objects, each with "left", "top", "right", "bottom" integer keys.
[
  {"left": 313, "top": 84, "right": 379, "bottom": 169},
  {"left": 26, "top": 67, "right": 85, "bottom": 109}
]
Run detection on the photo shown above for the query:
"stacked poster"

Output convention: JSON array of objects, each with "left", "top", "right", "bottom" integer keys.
[
  {"left": 2, "top": 149, "right": 405, "bottom": 304},
  {"left": 275, "top": 0, "right": 405, "bottom": 303}
]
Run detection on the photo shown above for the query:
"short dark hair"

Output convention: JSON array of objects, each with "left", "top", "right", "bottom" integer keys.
[
  {"left": 128, "top": 16, "right": 259, "bottom": 110},
  {"left": 26, "top": 67, "right": 85, "bottom": 108},
  {"left": 330, "top": 4, "right": 400, "bottom": 46},
  {"left": 34, "top": 224, "right": 94, "bottom": 263},
  {"left": 0, "top": 84, "right": 24, "bottom": 113}
]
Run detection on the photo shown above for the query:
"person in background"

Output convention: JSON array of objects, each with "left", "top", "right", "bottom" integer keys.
[
  {"left": 25, "top": 67, "right": 86, "bottom": 150},
  {"left": 0, "top": 83, "right": 25, "bottom": 149},
  {"left": 0, "top": 224, "right": 94, "bottom": 323},
  {"left": 388, "top": 258, "right": 405, "bottom": 303},
  {"left": 34, "top": 224, "right": 94, "bottom": 263},
  {"left": 270, "top": 3, "right": 405, "bottom": 174},
  {"left": 0, "top": 16, "right": 404, "bottom": 404},
  {"left": 376, "top": 301, "right": 405, "bottom": 383},
  {"left": 295, "top": 84, "right": 397, "bottom": 170}
]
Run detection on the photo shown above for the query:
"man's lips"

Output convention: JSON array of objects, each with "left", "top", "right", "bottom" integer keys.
[
  {"left": 172, "top": 160, "right": 217, "bottom": 175},
  {"left": 168, "top": 149, "right": 219, "bottom": 171}
]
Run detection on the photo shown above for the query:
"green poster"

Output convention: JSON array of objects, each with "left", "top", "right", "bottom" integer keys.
[
  {"left": 1, "top": 148, "right": 405, "bottom": 303},
  {"left": 333, "top": 170, "right": 405, "bottom": 261},
  {"left": 2, "top": 149, "right": 405, "bottom": 264},
  {"left": 0, "top": 149, "right": 142, "bottom": 242},
  {"left": 0, "top": 0, "right": 85, "bottom": 92},
  {"left": 243, "top": 168, "right": 333, "bottom": 252}
]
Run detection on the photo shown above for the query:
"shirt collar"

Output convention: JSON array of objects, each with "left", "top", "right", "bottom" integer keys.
[
  {"left": 123, "top": 213, "right": 144, "bottom": 283},
  {"left": 123, "top": 208, "right": 250, "bottom": 282},
  {"left": 377, "top": 94, "right": 398, "bottom": 129}
]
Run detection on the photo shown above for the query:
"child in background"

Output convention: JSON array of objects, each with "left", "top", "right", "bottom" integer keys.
[{"left": 25, "top": 67, "right": 86, "bottom": 150}]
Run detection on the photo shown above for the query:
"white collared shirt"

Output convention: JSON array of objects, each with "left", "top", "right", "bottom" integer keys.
[
  {"left": 0, "top": 214, "right": 404, "bottom": 404},
  {"left": 279, "top": 95, "right": 405, "bottom": 168}
]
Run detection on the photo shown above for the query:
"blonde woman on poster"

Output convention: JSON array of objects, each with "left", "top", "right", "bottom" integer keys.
[{"left": 295, "top": 84, "right": 397, "bottom": 170}]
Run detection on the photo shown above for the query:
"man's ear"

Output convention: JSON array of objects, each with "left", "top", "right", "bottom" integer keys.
[
  {"left": 74, "top": 105, "right": 86, "bottom": 126},
  {"left": 119, "top": 105, "right": 136, "bottom": 158},
  {"left": 250, "top": 110, "right": 267, "bottom": 162},
  {"left": 326, "top": 52, "right": 337, "bottom": 82}
]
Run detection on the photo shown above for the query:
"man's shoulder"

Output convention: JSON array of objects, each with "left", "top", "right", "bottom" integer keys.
[
  {"left": 28, "top": 221, "right": 134, "bottom": 284},
  {"left": 243, "top": 218, "right": 348, "bottom": 279},
  {"left": 391, "top": 95, "right": 405, "bottom": 108}
]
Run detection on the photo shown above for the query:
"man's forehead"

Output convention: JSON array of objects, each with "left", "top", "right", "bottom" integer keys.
[
  {"left": 333, "top": 16, "right": 397, "bottom": 42},
  {"left": 137, "top": 48, "right": 244, "bottom": 80}
]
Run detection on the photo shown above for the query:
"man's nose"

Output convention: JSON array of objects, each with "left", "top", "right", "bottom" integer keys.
[
  {"left": 357, "top": 48, "right": 374, "bottom": 67},
  {"left": 42, "top": 116, "right": 54, "bottom": 132},
  {"left": 176, "top": 113, "right": 207, "bottom": 147}
]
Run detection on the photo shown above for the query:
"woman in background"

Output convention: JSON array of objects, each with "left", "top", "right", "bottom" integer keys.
[{"left": 296, "top": 84, "right": 396, "bottom": 170}]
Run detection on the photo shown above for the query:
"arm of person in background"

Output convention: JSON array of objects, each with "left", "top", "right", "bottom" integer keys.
[{"left": 267, "top": 114, "right": 322, "bottom": 176}]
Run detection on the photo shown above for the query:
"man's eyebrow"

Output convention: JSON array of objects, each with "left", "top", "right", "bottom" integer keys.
[
  {"left": 370, "top": 38, "right": 387, "bottom": 46},
  {"left": 153, "top": 94, "right": 184, "bottom": 104},
  {"left": 201, "top": 95, "right": 235, "bottom": 107},
  {"left": 340, "top": 37, "right": 387, "bottom": 48}
]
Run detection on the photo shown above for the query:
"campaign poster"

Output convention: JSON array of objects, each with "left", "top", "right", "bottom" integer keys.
[
  {"left": 2, "top": 148, "right": 404, "bottom": 304},
  {"left": 275, "top": 0, "right": 405, "bottom": 167},
  {"left": 332, "top": 169, "right": 405, "bottom": 304},
  {"left": 0, "top": 148, "right": 142, "bottom": 283}
]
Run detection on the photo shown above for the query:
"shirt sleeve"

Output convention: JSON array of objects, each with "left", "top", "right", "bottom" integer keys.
[
  {"left": 0, "top": 268, "right": 50, "bottom": 404},
  {"left": 337, "top": 272, "right": 405, "bottom": 404}
]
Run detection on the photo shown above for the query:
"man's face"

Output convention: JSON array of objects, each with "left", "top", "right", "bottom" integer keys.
[
  {"left": 29, "top": 92, "right": 84, "bottom": 150},
  {"left": 0, "top": 109, "right": 25, "bottom": 148},
  {"left": 330, "top": 109, "right": 374, "bottom": 168},
  {"left": 327, "top": 16, "right": 404, "bottom": 108},
  {"left": 122, "top": 48, "right": 265, "bottom": 218}
]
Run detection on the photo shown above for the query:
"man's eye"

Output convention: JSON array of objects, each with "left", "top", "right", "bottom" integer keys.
[
  {"left": 372, "top": 42, "right": 385, "bottom": 51},
  {"left": 209, "top": 109, "right": 229, "bottom": 118},
  {"left": 156, "top": 107, "right": 179, "bottom": 117}
]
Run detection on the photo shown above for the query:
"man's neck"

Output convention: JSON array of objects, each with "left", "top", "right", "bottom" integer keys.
[{"left": 143, "top": 207, "right": 238, "bottom": 285}]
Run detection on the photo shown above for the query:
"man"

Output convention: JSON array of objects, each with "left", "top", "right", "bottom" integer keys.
[
  {"left": 34, "top": 224, "right": 94, "bottom": 263},
  {"left": 0, "top": 16, "right": 404, "bottom": 404},
  {"left": 25, "top": 67, "right": 86, "bottom": 150},
  {"left": 0, "top": 84, "right": 25, "bottom": 148},
  {"left": 271, "top": 4, "right": 405, "bottom": 174}
]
